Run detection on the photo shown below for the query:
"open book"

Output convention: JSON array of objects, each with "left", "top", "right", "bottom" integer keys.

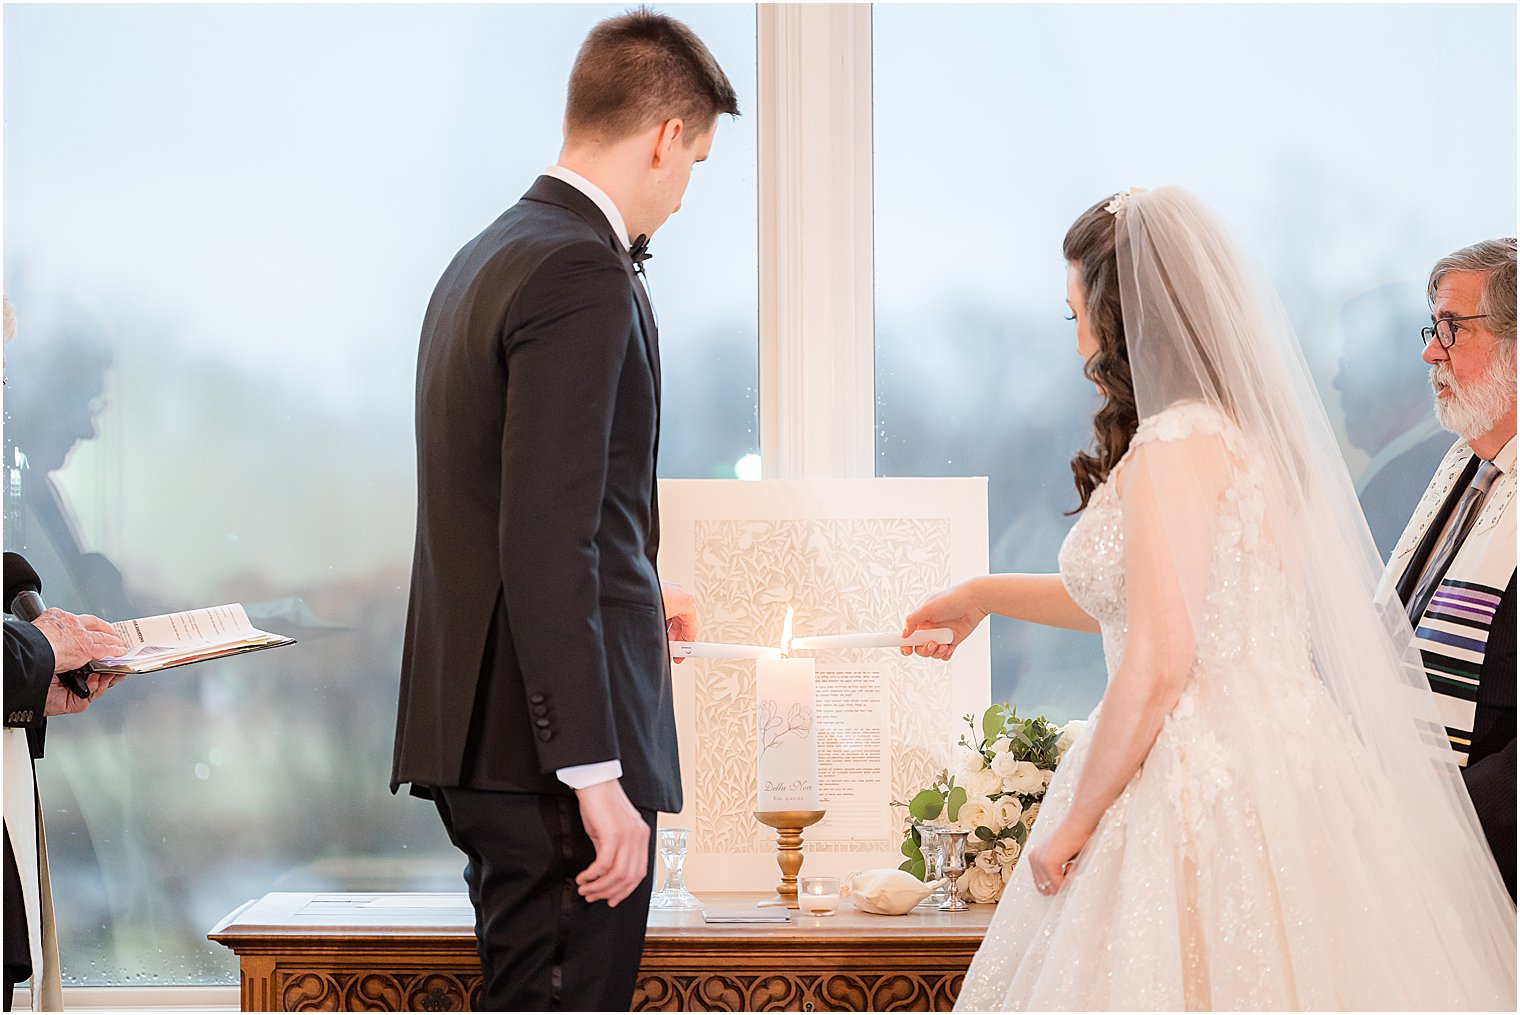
[{"left": 91, "top": 603, "right": 295, "bottom": 675}]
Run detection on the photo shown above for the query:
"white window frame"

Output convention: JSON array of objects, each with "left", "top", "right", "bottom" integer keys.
[{"left": 758, "top": 2, "right": 876, "bottom": 480}]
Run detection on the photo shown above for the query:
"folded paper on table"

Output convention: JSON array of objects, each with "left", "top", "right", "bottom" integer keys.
[
  {"left": 701, "top": 909, "right": 791, "bottom": 924},
  {"left": 90, "top": 603, "right": 295, "bottom": 674}
]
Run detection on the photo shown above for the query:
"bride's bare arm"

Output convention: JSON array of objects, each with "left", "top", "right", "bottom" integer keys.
[
  {"left": 899, "top": 574, "right": 1099, "bottom": 662},
  {"left": 1026, "top": 433, "right": 1228, "bottom": 895},
  {"left": 978, "top": 574, "right": 1101, "bottom": 634}
]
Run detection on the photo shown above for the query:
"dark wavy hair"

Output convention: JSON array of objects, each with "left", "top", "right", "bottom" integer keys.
[{"left": 1063, "top": 196, "right": 1139, "bottom": 512}]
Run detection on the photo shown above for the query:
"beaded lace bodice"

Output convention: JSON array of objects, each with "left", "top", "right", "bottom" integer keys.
[{"left": 1056, "top": 401, "right": 1312, "bottom": 683}]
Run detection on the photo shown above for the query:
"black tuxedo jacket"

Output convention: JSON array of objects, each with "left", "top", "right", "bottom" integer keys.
[
  {"left": 5, "top": 613, "right": 54, "bottom": 984},
  {"left": 392, "top": 176, "right": 680, "bottom": 814},
  {"left": 1395, "top": 455, "right": 1516, "bottom": 898}
]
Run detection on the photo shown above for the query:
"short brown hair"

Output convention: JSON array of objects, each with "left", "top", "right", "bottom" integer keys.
[{"left": 565, "top": 8, "right": 739, "bottom": 142}]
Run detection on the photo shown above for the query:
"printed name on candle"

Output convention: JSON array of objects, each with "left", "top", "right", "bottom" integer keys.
[{"left": 764, "top": 779, "right": 816, "bottom": 792}]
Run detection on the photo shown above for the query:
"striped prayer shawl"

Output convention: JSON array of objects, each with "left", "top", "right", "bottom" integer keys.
[{"left": 1389, "top": 437, "right": 1516, "bottom": 766}]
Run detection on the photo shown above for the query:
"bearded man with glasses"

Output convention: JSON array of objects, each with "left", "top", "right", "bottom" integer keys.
[{"left": 1386, "top": 237, "right": 1517, "bottom": 898}]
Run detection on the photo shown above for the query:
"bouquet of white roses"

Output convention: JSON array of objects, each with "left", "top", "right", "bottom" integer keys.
[{"left": 896, "top": 704, "right": 1088, "bottom": 904}]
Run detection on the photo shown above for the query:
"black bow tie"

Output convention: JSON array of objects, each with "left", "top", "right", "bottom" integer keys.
[{"left": 629, "top": 234, "right": 652, "bottom": 274}]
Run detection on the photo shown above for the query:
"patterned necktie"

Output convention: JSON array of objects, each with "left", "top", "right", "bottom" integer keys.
[{"left": 1406, "top": 458, "right": 1502, "bottom": 627}]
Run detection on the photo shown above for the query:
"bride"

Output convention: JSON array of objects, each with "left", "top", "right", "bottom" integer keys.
[{"left": 903, "top": 186, "right": 1516, "bottom": 1010}]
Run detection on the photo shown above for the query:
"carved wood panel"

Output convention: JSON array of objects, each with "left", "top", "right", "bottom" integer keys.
[
  {"left": 631, "top": 971, "right": 964, "bottom": 1012},
  {"left": 276, "top": 969, "right": 482, "bottom": 1012}
]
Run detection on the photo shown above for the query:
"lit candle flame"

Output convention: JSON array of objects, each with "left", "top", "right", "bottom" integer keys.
[{"left": 780, "top": 604, "right": 794, "bottom": 657}]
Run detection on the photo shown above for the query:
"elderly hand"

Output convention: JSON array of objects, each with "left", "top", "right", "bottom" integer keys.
[
  {"left": 31, "top": 607, "right": 128, "bottom": 673},
  {"left": 45, "top": 671, "right": 122, "bottom": 716},
  {"left": 662, "top": 581, "right": 698, "bottom": 661}
]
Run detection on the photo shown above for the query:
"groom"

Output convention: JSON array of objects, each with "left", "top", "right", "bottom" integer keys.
[{"left": 391, "top": 10, "right": 736, "bottom": 1009}]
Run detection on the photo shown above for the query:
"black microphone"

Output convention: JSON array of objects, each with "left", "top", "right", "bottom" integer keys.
[
  {"left": 4, "top": 551, "right": 46, "bottom": 621},
  {"left": 4, "top": 550, "right": 90, "bottom": 699}
]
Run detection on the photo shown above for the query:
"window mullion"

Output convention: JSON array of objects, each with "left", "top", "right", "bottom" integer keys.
[{"left": 758, "top": 3, "right": 875, "bottom": 481}]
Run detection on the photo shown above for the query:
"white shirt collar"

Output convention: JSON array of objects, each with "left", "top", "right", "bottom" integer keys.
[
  {"left": 542, "top": 165, "right": 631, "bottom": 250},
  {"left": 1487, "top": 434, "right": 1517, "bottom": 478}
]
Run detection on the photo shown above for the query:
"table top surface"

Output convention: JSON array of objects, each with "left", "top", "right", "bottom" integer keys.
[{"left": 209, "top": 891, "right": 996, "bottom": 944}]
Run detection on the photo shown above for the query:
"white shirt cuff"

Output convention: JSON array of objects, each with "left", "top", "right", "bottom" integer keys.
[{"left": 556, "top": 759, "right": 623, "bottom": 790}]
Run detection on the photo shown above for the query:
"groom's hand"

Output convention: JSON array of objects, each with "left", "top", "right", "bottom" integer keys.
[
  {"left": 662, "top": 580, "right": 698, "bottom": 663},
  {"left": 574, "top": 779, "right": 650, "bottom": 907}
]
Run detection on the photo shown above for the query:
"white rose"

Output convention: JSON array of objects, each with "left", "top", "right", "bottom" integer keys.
[
  {"left": 964, "top": 766, "right": 1003, "bottom": 800},
  {"left": 1002, "top": 760, "right": 1045, "bottom": 795},
  {"left": 1055, "top": 719, "right": 1090, "bottom": 759},
  {"left": 973, "top": 849, "right": 1000, "bottom": 873},
  {"left": 954, "top": 750, "right": 987, "bottom": 781},
  {"left": 957, "top": 796, "right": 998, "bottom": 833},
  {"left": 965, "top": 865, "right": 1004, "bottom": 904},
  {"left": 988, "top": 737, "right": 1012, "bottom": 755},
  {"left": 994, "top": 796, "right": 1023, "bottom": 829},
  {"left": 1023, "top": 801, "right": 1041, "bottom": 829},
  {"left": 988, "top": 750, "right": 1021, "bottom": 781},
  {"left": 999, "top": 838, "right": 1023, "bottom": 874},
  {"left": 1039, "top": 768, "right": 1055, "bottom": 788}
]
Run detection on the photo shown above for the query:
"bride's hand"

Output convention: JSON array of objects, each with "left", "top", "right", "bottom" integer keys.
[
  {"left": 900, "top": 578, "right": 987, "bottom": 661},
  {"left": 1024, "top": 820, "right": 1087, "bottom": 897}
]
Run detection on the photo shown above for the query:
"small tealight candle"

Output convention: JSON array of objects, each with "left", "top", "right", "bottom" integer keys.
[{"left": 798, "top": 876, "right": 840, "bottom": 917}]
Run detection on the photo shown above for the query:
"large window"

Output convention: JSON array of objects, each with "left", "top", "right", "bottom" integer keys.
[
  {"left": 6, "top": 1, "right": 1518, "bottom": 996},
  {"left": 874, "top": 3, "right": 1517, "bottom": 719},
  {"left": 2, "top": 3, "right": 757, "bottom": 986}
]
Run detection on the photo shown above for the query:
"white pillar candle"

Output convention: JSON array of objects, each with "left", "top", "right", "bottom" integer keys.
[{"left": 755, "top": 655, "right": 819, "bottom": 811}]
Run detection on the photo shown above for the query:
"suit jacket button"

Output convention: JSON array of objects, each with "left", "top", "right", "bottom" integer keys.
[
  {"left": 534, "top": 718, "right": 551, "bottom": 729},
  {"left": 529, "top": 693, "right": 546, "bottom": 705},
  {"left": 537, "top": 729, "right": 553, "bottom": 742},
  {"left": 532, "top": 704, "right": 548, "bottom": 717}
]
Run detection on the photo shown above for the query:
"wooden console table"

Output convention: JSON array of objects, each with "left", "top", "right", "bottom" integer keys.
[{"left": 209, "top": 891, "right": 993, "bottom": 1011}]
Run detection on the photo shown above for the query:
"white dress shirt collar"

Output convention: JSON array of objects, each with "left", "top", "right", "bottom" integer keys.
[
  {"left": 1486, "top": 434, "right": 1516, "bottom": 477},
  {"left": 543, "top": 165, "right": 631, "bottom": 251}
]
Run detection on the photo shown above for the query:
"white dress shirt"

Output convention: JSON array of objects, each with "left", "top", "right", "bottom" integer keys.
[
  {"left": 543, "top": 164, "right": 631, "bottom": 250},
  {"left": 541, "top": 164, "right": 633, "bottom": 792}
]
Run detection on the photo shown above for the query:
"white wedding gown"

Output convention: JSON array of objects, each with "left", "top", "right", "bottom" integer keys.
[{"left": 954, "top": 402, "right": 1513, "bottom": 1011}]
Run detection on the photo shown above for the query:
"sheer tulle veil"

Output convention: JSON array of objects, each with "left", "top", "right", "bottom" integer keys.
[{"left": 1113, "top": 185, "right": 1515, "bottom": 999}]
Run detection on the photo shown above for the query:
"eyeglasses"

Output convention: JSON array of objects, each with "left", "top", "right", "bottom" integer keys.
[{"left": 1421, "top": 314, "right": 1488, "bottom": 350}]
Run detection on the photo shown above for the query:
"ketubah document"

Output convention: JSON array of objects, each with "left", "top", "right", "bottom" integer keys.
[{"left": 90, "top": 603, "right": 294, "bottom": 674}]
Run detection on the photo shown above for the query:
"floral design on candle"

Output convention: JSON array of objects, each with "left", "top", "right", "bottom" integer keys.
[{"left": 757, "top": 700, "right": 813, "bottom": 759}]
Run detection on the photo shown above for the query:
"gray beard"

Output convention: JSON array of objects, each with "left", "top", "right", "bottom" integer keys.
[{"left": 1432, "top": 349, "right": 1517, "bottom": 441}]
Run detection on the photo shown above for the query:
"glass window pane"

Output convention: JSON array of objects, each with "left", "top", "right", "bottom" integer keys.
[
  {"left": 874, "top": 3, "right": 1516, "bottom": 718},
  {"left": 3, "top": 3, "right": 756, "bottom": 985}
]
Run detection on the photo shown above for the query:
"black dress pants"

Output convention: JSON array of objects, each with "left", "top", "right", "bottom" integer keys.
[{"left": 435, "top": 787, "right": 657, "bottom": 1011}]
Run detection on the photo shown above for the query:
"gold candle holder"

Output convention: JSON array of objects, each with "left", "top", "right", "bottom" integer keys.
[{"left": 753, "top": 809, "right": 827, "bottom": 908}]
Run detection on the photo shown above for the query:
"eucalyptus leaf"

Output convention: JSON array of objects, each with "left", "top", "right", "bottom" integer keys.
[
  {"left": 946, "top": 785, "right": 968, "bottom": 823},
  {"left": 975, "top": 825, "right": 996, "bottom": 841},
  {"left": 982, "top": 704, "right": 1007, "bottom": 744},
  {"left": 909, "top": 789, "right": 944, "bottom": 821},
  {"left": 1011, "top": 822, "right": 1029, "bottom": 846}
]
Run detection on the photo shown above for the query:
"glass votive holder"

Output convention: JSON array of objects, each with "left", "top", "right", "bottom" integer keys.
[{"left": 798, "top": 876, "right": 840, "bottom": 916}]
